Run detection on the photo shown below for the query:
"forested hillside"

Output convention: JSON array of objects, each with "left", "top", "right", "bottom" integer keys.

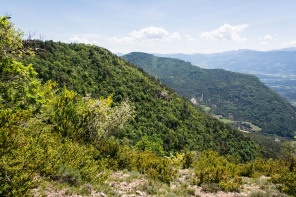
[
  {"left": 123, "top": 52, "right": 296, "bottom": 138},
  {"left": 21, "top": 40, "right": 260, "bottom": 160},
  {"left": 156, "top": 50, "right": 296, "bottom": 106}
]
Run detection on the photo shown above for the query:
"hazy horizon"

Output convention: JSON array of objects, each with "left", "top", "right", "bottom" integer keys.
[{"left": 119, "top": 47, "right": 296, "bottom": 55}]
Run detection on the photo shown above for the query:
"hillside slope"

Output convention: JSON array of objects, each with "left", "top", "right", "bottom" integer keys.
[
  {"left": 123, "top": 52, "right": 296, "bottom": 138},
  {"left": 156, "top": 49, "right": 296, "bottom": 106},
  {"left": 22, "top": 40, "right": 260, "bottom": 161}
]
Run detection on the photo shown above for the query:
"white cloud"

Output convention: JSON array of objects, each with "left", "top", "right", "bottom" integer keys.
[
  {"left": 261, "top": 34, "right": 273, "bottom": 45},
  {"left": 185, "top": 35, "right": 195, "bottom": 41},
  {"left": 264, "top": 34, "right": 273, "bottom": 41},
  {"left": 69, "top": 35, "right": 99, "bottom": 44},
  {"left": 200, "top": 24, "right": 248, "bottom": 42},
  {"left": 288, "top": 40, "right": 296, "bottom": 45},
  {"left": 112, "top": 27, "right": 181, "bottom": 42},
  {"left": 261, "top": 41, "right": 269, "bottom": 45}
]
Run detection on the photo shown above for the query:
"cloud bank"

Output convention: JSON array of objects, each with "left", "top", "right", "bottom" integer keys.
[
  {"left": 288, "top": 40, "right": 296, "bottom": 45},
  {"left": 112, "top": 27, "right": 181, "bottom": 42},
  {"left": 69, "top": 34, "right": 99, "bottom": 45},
  {"left": 261, "top": 34, "right": 273, "bottom": 45},
  {"left": 264, "top": 35, "right": 273, "bottom": 40},
  {"left": 200, "top": 24, "right": 248, "bottom": 42}
]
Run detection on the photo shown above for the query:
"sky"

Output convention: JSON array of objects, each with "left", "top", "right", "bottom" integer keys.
[{"left": 1, "top": 0, "right": 296, "bottom": 54}]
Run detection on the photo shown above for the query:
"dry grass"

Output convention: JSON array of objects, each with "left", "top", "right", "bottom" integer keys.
[{"left": 32, "top": 169, "right": 287, "bottom": 197}]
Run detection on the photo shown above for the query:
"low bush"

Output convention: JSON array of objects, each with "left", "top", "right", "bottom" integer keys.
[
  {"left": 182, "top": 150, "right": 194, "bottom": 169},
  {"left": 119, "top": 148, "right": 177, "bottom": 183},
  {"left": 193, "top": 150, "right": 242, "bottom": 192},
  {"left": 271, "top": 170, "right": 296, "bottom": 196}
]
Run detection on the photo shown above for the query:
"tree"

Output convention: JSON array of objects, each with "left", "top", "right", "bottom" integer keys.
[
  {"left": 0, "top": 15, "right": 44, "bottom": 196},
  {"left": 0, "top": 16, "right": 41, "bottom": 113},
  {"left": 0, "top": 16, "right": 23, "bottom": 60}
]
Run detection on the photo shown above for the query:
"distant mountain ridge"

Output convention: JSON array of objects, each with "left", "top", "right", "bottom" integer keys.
[
  {"left": 152, "top": 48, "right": 296, "bottom": 106},
  {"left": 123, "top": 52, "right": 296, "bottom": 138},
  {"left": 269, "top": 47, "right": 296, "bottom": 52}
]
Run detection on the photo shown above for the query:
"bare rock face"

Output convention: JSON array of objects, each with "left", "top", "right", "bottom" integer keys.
[{"left": 190, "top": 97, "right": 197, "bottom": 105}]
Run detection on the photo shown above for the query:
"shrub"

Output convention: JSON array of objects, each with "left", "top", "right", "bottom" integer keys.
[
  {"left": 118, "top": 148, "right": 177, "bottom": 183},
  {"left": 240, "top": 145, "right": 296, "bottom": 196},
  {"left": 271, "top": 171, "right": 296, "bottom": 196},
  {"left": 167, "top": 152, "right": 184, "bottom": 168},
  {"left": 193, "top": 150, "right": 242, "bottom": 192},
  {"left": 240, "top": 158, "right": 280, "bottom": 178},
  {"left": 182, "top": 150, "right": 193, "bottom": 169}
]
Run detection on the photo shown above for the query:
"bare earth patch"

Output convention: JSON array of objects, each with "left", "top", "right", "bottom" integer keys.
[
  {"left": 108, "top": 172, "right": 148, "bottom": 196},
  {"left": 32, "top": 171, "right": 285, "bottom": 197}
]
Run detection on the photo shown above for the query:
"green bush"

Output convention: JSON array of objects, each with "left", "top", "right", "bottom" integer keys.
[
  {"left": 118, "top": 148, "right": 176, "bottom": 183},
  {"left": 270, "top": 165, "right": 296, "bottom": 196},
  {"left": 193, "top": 150, "right": 242, "bottom": 192},
  {"left": 57, "top": 165, "right": 82, "bottom": 186},
  {"left": 270, "top": 142, "right": 296, "bottom": 196},
  {"left": 240, "top": 144, "right": 296, "bottom": 196},
  {"left": 240, "top": 158, "right": 281, "bottom": 178},
  {"left": 182, "top": 150, "right": 193, "bottom": 169}
]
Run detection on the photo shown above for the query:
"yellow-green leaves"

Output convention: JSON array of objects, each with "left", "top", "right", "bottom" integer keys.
[
  {"left": 43, "top": 87, "right": 133, "bottom": 144},
  {"left": 0, "top": 60, "right": 42, "bottom": 113},
  {"left": 0, "top": 16, "right": 42, "bottom": 114},
  {"left": 193, "top": 150, "right": 242, "bottom": 192},
  {"left": 0, "top": 16, "right": 24, "bottom": 60}
]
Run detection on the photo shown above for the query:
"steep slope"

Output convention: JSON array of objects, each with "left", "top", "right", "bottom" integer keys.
[
  {"left": 156, "top": 49, "right": 296, "bottom": 106},
  {"left": 123, "top": 52, "right": 296, "bottom": 138},
  {"left": 22, "top": 40, "right": 260, "bottom": 161}
]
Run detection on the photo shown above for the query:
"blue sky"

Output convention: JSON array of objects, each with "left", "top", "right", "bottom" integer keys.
[{"left": 2, "top": 0, "right": 296, "bottom": 54}]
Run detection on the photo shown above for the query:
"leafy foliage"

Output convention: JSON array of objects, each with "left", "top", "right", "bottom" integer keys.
[
  {"left": 120, "top": 148, "right": 177, "bottom": 183},
  {"left": 244, "top": 132, "right": 285, "bottom": 159},
  {"left": 0, "top": 16, "right": 25, "bottom": 59},
  {"left": 193, "top": 150, "right": 242, "bottom": 192},
  {"left": 243, "top": 148, "right": 296, "bottom": 196},
  {"left": 191, "top": 149, "right": 296, "bottom": 196},
  {"left": 181, "top": 150, "right": 194, "bottom": 169},
  {"left": 42, "top": 83, "right": 133, "bottom": 145}
]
